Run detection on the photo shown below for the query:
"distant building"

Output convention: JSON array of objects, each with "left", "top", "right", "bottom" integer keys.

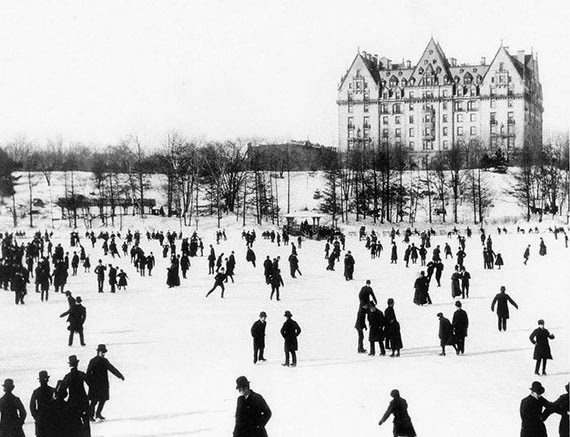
[
  {"left": 247, "top": 140, "right": 336, "bottom": 171},
  {"left": 337, "top": 38, "right": 543, "bottom": 160}
]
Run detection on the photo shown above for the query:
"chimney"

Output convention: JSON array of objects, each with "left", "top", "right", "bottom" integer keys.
[
  {"left": 480, "top": 57, "right": 486, "bottom": 65},
  {"left": 406, "top": 60, "right": 411, "bottom": 69},
  {"left": 450, "top": 58, "right": 457, "bottom": 67},
  {"left": 517, "top": 50, "right": 525, "bottom": 63},
  {"left": 386, "top": 59, "right": 392, "bottom": 69}
]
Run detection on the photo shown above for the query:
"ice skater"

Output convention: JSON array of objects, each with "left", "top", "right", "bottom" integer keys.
[
  {"left": 281, "top": 310, "right": 301, "bottom": 367},
  {"left": 378, "top": 389, "right": 416, "bottom": 437},
  {"left": 491, "top": 286, "right": 519, "bottom": 331},
  {"left": 529, "top": 319, "right": 555, "bottom": 375}
]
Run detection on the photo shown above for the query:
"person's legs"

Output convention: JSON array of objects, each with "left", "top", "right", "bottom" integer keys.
[
  {"left": 291, "top": 351, "right": 297, "bottom": 366},
  {"left": 96, "top": 400, "right": 107, "bottom": 419}
]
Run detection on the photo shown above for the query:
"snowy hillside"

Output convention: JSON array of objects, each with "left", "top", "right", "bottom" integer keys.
[{"left": 1, "top": 168, "right": 565, "bottom": 232}]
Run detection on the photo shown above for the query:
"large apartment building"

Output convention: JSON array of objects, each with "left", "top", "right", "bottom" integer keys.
[{"left": 337, "top": 38, "right": 543, "bottom": 160}]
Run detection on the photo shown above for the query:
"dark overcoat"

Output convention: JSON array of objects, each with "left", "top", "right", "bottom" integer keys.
[
  {"left": 0, "top": 392, "right": 26, "bottom": 437},
  {"left": 452, "top": 309, "right": 469, "bottom": 338},
  {"left": 520, "top": 395, "right": 549, "bottom": 437},
  {"left": 491, "top": 293, "right": 518, "bottom": 319},
  {"left": 367, "top": 309, "right": 385, "bottom": 342},
  {"left": 86, "top": 356, "right": 124, "bottom": 401},
  {"left": 251, "top": 320, "right": 266, "bottom": 348},
  {"left": 280, "top": 319, "right": 301, "bottom": 351},
  {"left": 438, "top": 317, "right": 454, "bottom": 346},
  {"left": 233, "top": 391, "right": 272, "bottom": 437},
  {"left": 379, "top": 396, "right": 416, "bottom": 437},
  {"left": 529, "top": 328, "right": 554, "bottom": 360}
]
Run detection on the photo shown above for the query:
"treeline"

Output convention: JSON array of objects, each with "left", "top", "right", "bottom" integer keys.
[
  {"left": 316, "top": 139, "right": 569, "bottom": 225},
  {"left": 1, "top": 135, "right": 568, "bottom": 228}
]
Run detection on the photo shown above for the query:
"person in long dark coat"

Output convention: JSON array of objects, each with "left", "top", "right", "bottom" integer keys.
[
  {"left": 94, "top": 260, "right": 105, "bottom": 293},
  {"left": 343, "top": 251, "right": 355, "bottom": 280},
  {"left": 413, "top": 271, "right": 429, "bottom": 305},
  {"left": 491, "top": 286, "right": 518, "bottom": 331},
  {"left": 378, "top": 389, "right": 416, "bottom": 437},
  {"left": 30, "top": 371, "right": 55, "bottom": 437},
  {"left": 280, "top": 311, "right": 301, "bottom": 367},
  {"left": 288, "top": 254, "right": 301, "bottom": 278},
  {"left": 0, "top": 378, "right": 26, "bottom": 437},
  {"left": 354, "top": 303, "right": 368, "bottom": 354},
  {"left": 520, "top": 381, "right": 549, "bottom": 437},
  {"left": 233, "top": 376, "right": 272, "bottom": 437},
  {"left": 263, "top": 257, "right": 273, "bottom": 284},
  {"left": 390, "top": 242, "right": 398, "bottom": 264},
  {"left": 544, "top": 383, "right": 569, "bottom": 437},
  {"left": 269, "top": 269, "right": 284, "bottom": 301},
  {"left": 539, "top": 238, "right": 547, "bottom": 256},
  {"left": 434, "top": 260, "right": 444, "bottom": 287},
  {"left": 60, "top": 355, "right": 90, "bottom": 437},
  {"left": 246, "top": 248, "right": 256, "bottom": 268},
  {"left": 452, "top": 301, "right": 469, "bottom": 355},
  {"left": 384, "top": 299, "right": 402, "bottom": 357},
  {"left": 523, "top": 244, "right": 531, "bottom": 265},
  {"left": 251, "top": 312, "right": 267, "bottom": 364},
  {"left": 86, "top": 344, "right": 124, "bottom": 421},
  {"left": 529, "top": 319, "right": 555, "bottom": 375},
  {"left": 495, "top": 253, "right": 504, "bottom": 269},
  {"left": 450, "top": 266, "right": 462, "bottom": 298},
  {"left": 367, "top": 302, "right": 385, "bottom": 356},
  {"left": 437, "top": 313, "right": 456, "bottom": 356}
]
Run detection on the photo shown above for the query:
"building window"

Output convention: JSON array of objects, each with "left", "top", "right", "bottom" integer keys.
[
  {"left": 382, "top": 116, "right": 388, "bottom": 125},
  {"left": 409, "top": 115, "right": 414, "bottom": 124},
  {"left": 508, "top": 112, "right": 514, "bottom": 123},
  {"left": 409, "top": 128, "right": 415, "bottom": 137},
  {"left": 491, "top": 125, "right": 497, "bottom": 134},
  {"left": 424, "top": 127, "right": 431, "bottom": 136},
  {"left": 409, "top": 141, "right": 414, "bottom": 149},
  {"left": 443, "top": 127, "right": 448, "bottom": 136},
  {"left": 443, "top": 141, "right": 448, "bottom": 149},
  {"left": 508, "top": 99, "right": 513, "bottom": 108},
  {"left": 507, "top": 137, "right": 515, "bottom": 148},
  {"left": 443, "top": 114, "right": 448, "bottom": 123},
  {"left": 467, "top": 100, "right": 477, "bottom": 111},
  {"left": 409, "top": 103, "right": 414, "bottom": 111},
  {"left": 392, "top": 103, "right": 401, "bottom": 114},
  {"left": 364, "top": 116, "right": 370, "bottom": 128},
  {"left": 490, "top": 99, "right": 496, "bottom": 108},
  {"left": 348, "top": 117, "right": 354, "bottom": 128},
  {"left": 382, "top": 129, "right": 388, "bottom": 138},
  {"left": 424, "top": 114, "right": 430, "bottom": 122},
  {"left": 457, "top": 114, "right": 464, "bottom": 122},
  {"left": 470, "top": 113, "right": 477, "bottom": 122},
  {"left": 409, "top": 91, "right": 414, "bottom": 98},
  {"left": 395, "top": 128, "right": 401, "bottom": 138},
  {"left": 364, "top": 102, "right": 369, "bottom": 113},
  {"left": 490, "top": 112, "right": 496, "bottom": 123},
  {"left": 470, "top": 126, "right": 477, "bottom": 136},
  {"left": 443, "top": 102, "right": 448, "bottom": 110},
  {"left": 348, "top": 129, "right": 353, "bottom": 139},
  {"left": 348, "top": 102, "right": 353, "bottom": 113},
  {"left": 457, "top": 126, "right": 463, "bottom": 136},
  {"left": 443, "top": 90, "right": 448, "bottom": 98},
  {"left": 395, "top": 116, "right": 401, "bottom": 125},
  {"left": 455, "top": 102, "right": 463, "bottom": 111},
  {"left": 508, "top": 124, "right": 514, "bottom": 134}
]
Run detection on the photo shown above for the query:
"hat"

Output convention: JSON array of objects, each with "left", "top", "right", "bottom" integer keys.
[
  {"left": 530, "top": 381, "right": 545, "bottom": 395},
  {"left": 284, "top": 310, "right": 292, "bottom": 317},
  {"left": 2, "top": 379, "right": 14, "bottom": 388},
  {"left": 455, "top": 301, "right": 462, "bottom": 308},
  {"left": 259, "top": 311, "right": 267, "bottom": 318},
  {"left": 538, "top": 319, "right": 545, "bottom": 326},
  {"left": 68, "top": 355, "right": 79, "bottom": 366},
  {"left": 38, "top": 370, "right": 49, "bottom": 381},
  {"left": 97, "top": 344, "right": 108, "bottom": 353},
  {"left": 437, "top": 312, "right": 443, "bottom": 318},
  {"left": 75, "top": 296, "right": 82, "bottom": 303},
  {"left": 235, "top": 376, "right": 250, "bottom": 389}
]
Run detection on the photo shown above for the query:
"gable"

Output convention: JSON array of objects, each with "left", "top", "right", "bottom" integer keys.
[{"left": 410, "top": 38, "right": 452, "bottom": 85}]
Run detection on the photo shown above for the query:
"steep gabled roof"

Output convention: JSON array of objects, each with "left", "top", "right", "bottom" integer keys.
[
  {"left": 338, "top": 51, "right": 380, "bottom": 90},
  {"left": 409, "top": 37, "right": 452, "bottom": 84}
]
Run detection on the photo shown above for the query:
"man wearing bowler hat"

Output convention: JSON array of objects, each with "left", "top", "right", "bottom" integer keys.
[
  {"left": 0, "top": 378, "right": 27, "bottom": 437},
  {"left": 61, "top": 355, "right": 91, "bottom": 435},
  {"left": 233, "top": 376, "right": 272, "bottom": 437},
  {"left": 520, "top": 381, "right": 550, "bottom": 437},
  {"left": 86, "top": 344, "right": 125, "bottom": 421},
  {"left": 30, "top": 370, "right": 55, "bottom": 437},
  {"left": 280, "top": 310, "right": 301, "bottom": 367},
  {"left": 251, "top": 312, "right": 268, "bottom": 364}
]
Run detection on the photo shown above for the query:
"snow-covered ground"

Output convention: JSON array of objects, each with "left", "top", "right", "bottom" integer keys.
[{"left": 0, "top": 217, "right": 568, "bottom": 437}]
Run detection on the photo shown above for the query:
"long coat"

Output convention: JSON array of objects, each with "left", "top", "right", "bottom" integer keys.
[
  {"left": 452, "top": 309, "right": 469, "bottom": 338},
  {"left": 233, "top": 390, "right": 272, "bottom": 437},
  {"left": 438, "top": 317, "right": 454, "bottom": 346},
  {"left": 520, "top": 394, "right": 549, "bottom": 437},
  {"left": 0, "top": 392, "right": 26, "bottom": 437},
  {"left": 544, "top": 392, "right": 569, "bottom": 437},
  {"left": 61, "top": 368, "right": 89, "bottom": 416},
  {"left": 491, "top": 293, "right": 518, "bottom": 319},
  {"left": 367, "top": 309, "right": 385, "bottom": 342},
  {"left": 379, "top": 396, "right": 416, "bottom": 437},
  {"left": 86, "top": 356, "right": 124, "bottom": 401},
  {"left": 251, "top": 320, "right": 267, "bottom": 348},
  {"left": 281, "top": 318, "right": 301, "bottom": 351},
  {"left": 529, "top": 328, "right": 554, "bottom": 360},
  {"left": 29, "top": 384, "right": 55, "bottom": 437},
  {"left": 384, "top": 306, "right": 403, "bottom": 350}
]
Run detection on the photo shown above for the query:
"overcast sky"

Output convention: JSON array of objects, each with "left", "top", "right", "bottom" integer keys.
[{"left": 0, "top": 0, "right": 568, "bottom": 148}]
